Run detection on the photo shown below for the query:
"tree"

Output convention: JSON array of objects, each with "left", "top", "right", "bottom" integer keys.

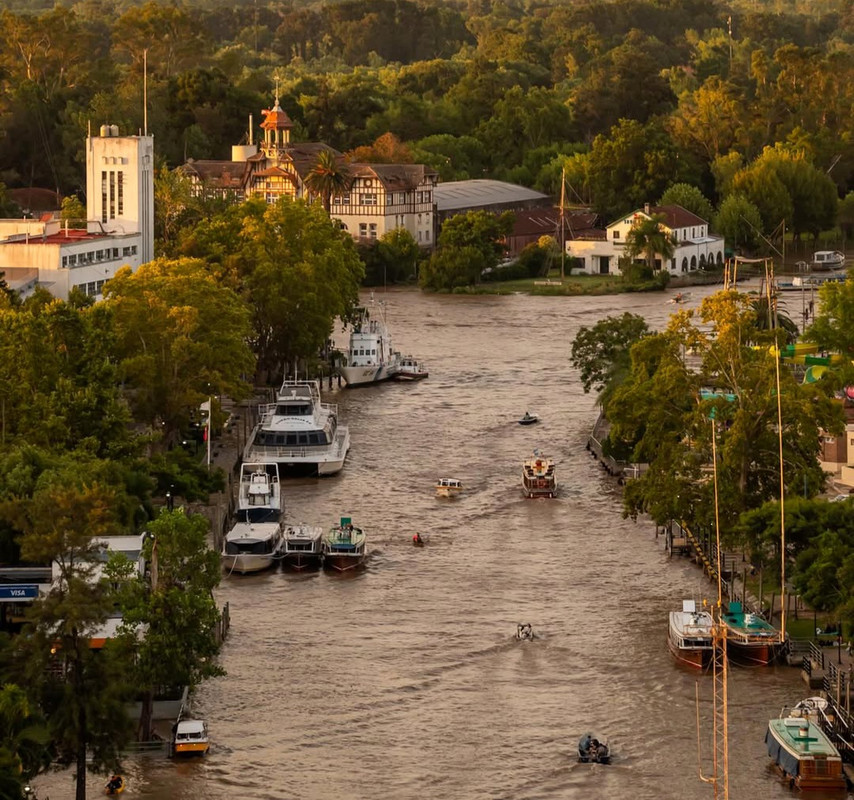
[
  {"left": 419, "top": 245, "right": 486, "bottom": 291},
  {"left": 623, "top": 214, "right": 675, "bottom": 271},
  {"left": 610, "top": 290, "right": 843, "bottom": 529},
  {"left": 10, "top": 481, "right": 133, "bottom": 800},
  {"left": 804, "top": 278, "right": 854, "bottom": 371},
  {"left": 837, "top": 191, "right": 854, "bottom": 242},
  {"left": 437, "top": 210, "right": 514, "bottom": 269},
  {"left": 570, "top": 313, "right": 650, "bottom": 396},
  {"left": 658, "top": 184, "right": 714, "bottom": 224},
  {"left": 114, "top": 509, "right": 222, "bottom": 741},
  {"left": 104, "top": 258, "right": 254, "bottom": 440},
  {"left": 359, "top": 228, "right": 419, "bottom": 286},
  {"left": 304, "top": 149, "right": 351, "bottom": 213},
  {"left": 348, "top": 132, "right": 414, "bottom": 164},
  {"left": 713, "top": 194, "right": 764, "bottom": 252},
  {"left": 60, "top": 196, "right": 86, "bottom": 229},
  {"left": 0, "top": 684, "right": 50, "bottom": 799}
]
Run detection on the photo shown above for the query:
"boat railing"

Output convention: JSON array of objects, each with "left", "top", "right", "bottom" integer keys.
[{"left": 244, "top": 427, "right": 349, "bottom": 462}]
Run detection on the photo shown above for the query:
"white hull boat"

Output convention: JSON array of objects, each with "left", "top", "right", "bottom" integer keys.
[
  {"left": 341, "top": 300, "right": 402, "bottom": 387},
  {"left": 668, "top": 600, "right": 714, "bottom": 669},
  {"left": 281, "top": 524, "right": 324, "bottom": 569},
  {"left": 243, "top": 380, "right": 350, "bottom": 476}
]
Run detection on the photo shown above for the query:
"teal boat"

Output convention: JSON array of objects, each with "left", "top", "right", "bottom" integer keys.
[
  {"left": 323, "top": 517, "right": 367, "bottom": 572},
  {"left": 721, "top": 601, "right": 784, "bottom": 666},
  {"left": 766, "top": 698, "right": 846, "bottom": 791}
]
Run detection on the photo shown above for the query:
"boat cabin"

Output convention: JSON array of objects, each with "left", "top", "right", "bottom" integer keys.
[
  {"left": 436, "top": 478, "right": 463, "bottom": 490},
  {"left": 812, "top": 250, "right": 845, "bottom": 269},
  {"left": 172, "top": 719, "right": 210, "bottom": 757}
]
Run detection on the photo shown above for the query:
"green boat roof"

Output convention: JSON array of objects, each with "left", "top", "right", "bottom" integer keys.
[
  {"left": 723, "top": 602, "right": 778, "bottom": 633},
  {"left": 768, "top": 718, "right": 841, "bottom": 759}
]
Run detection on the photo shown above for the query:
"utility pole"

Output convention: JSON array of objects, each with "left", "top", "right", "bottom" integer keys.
[{"left": 559, "top": 168, "right": 566, "bottom": 280}]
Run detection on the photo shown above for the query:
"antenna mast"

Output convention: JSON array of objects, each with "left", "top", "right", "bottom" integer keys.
[
  {"left": 143, "top": 48, "right": 148, "bottom": 136},
  {"left": 560, "top": 168, "right": 566, "bottom": 280}
]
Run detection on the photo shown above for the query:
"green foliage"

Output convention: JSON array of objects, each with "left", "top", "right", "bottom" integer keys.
[
  {"left": 714, "top": 194, "right": 764, "bottom": 252},
  {"left": 59, "top": 196, "right": 86, "bottom": 228},
  {"left": 0, "top": 684, "right": 50, "bottom": 795},
  {"left": 803, "top": 279, "right": 854, "bottom": 384},
  {"left": 437, "top": 210, "right": 514, "bottom": 268},
  {"left": 358, "top": 228, "right": 419, "bottom": 286},
  {"left": 658, "top": 183, "right": 714, "bottom": 223},
  {"left": 623, "top": 214, "right": 675, "bottom": 270},
  {"left": 839, "top": 191, "right": 854, "bottom": 240},
  {"left": 420, "top": 246, "right": 486, "bottom": 291},
  {"left": 570, "top": 312, "right": 650, "bottom": 396},
  {"left": 104, "top": 257, "right": 255, "bottom": 437},
  {"left": 304, "top": 149, "right": 351, "bottom": 212}
]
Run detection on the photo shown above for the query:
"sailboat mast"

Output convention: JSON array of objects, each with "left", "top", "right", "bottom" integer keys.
[{"left": 559, "top": 168, "right": 566, "bottom": 281}]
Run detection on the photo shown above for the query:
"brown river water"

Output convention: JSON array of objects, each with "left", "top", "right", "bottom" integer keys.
[{"left": 36, "top": 285, "right": 844, "bottom": 800}]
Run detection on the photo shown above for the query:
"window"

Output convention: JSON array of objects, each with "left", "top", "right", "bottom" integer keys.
[
  {"left": 130, "top": 246, "right": 137, "bottom": 255},
  {"left": 612, "top": 230, "right": 620, "bottom": 239},
  {"left": 369, "top": 223, "right": 377, "bottom": 239},
  {"left": 122, "top": 247, "right": 131, "bottom": 257},
  {"left": 425, "top": 230, "right": 430, "bottom": 242},
  {"left": 117, "top": 171, "right": 123, "bottom": 215},
  {"left": 361, "top": 193, "right": 377, "bottom": 206},
  {"left": 109, "top": 171, "right": 115, "bottom": 219},
  {"left": 62, "top": 256, "right": 68, "bottom": 267},
  {"left": 96, "top": 250, "right": 104, "bottom": 261},
  {"left": 359, "top": 223, "right": 367, "bottom": 237},
  {"left": 112, "top": 248, "right": 119, "bottom": 258},
  {"left": 418, "top": 231, "right": 422, "bottom": 242},
  {"left": 333, "top": 195, "right": 350, "bottom": 205},
  {"left": 68, "top": 254, "right": 77, "bottom": 266},
  {"left": 100, "top": 171, "right": 107, "bottom": 223}
]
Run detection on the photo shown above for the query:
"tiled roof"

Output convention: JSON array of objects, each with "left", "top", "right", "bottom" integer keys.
[
  {"left": 182, "top": 160, "right": 246, "bottom": 187},
  {"left": 261, "top": 103, "right": 293, "bottom": 130},
  {"left": 349, "top": 163, "right": 437, "bottom": 191},
  {"left": 610, "top": 204, "right": 708, "bottom": 229},
  {"left": 4, "top": 229, "right": 107, "bottom": 245},
  {"left": 512, "top": 208, "right": 598, "bottom": 238}
]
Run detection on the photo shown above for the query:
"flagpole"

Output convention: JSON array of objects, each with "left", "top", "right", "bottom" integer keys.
[{"left": 207, "top": 395, "right": 212, "bottom": 469}]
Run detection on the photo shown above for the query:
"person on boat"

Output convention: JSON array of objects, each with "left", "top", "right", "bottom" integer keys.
[
  {"left": 674, "top": 292, "right": 683, "bottom": 303},
  {"left": 107, "top": 775, "right": 123, "bottom": 792}
]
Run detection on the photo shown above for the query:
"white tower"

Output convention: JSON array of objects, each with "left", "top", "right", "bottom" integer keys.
[{"left": 85, "top": 125, "right": 155, "bottom": 264}]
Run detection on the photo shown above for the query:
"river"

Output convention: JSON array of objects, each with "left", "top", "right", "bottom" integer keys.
[{"left": 36, "top": 284, "right": 840, "bottom": 800}]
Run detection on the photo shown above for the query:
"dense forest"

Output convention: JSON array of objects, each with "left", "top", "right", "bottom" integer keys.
[{"left": 0, "top": 0, "right": 851, "bottom": 229}]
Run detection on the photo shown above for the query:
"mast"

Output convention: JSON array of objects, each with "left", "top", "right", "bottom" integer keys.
[{"left": 559, "top": 168, "right": 566, "bottom": 280}]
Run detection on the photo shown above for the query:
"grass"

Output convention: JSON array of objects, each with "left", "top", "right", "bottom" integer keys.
[{"left": 471, "top": 273, "right": 629, "bottom": 296}]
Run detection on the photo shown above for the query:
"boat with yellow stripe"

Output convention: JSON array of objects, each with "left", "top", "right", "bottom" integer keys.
[{"left": 172, "top": 719, "right": 210, "bottom": 757}]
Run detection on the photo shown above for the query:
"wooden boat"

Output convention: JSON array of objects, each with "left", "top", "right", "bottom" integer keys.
[
  {"left": 436, "top": 478, "right": 463, "bottom": 498},
  {"left": 518, "top": 412, "right": 539, "bottom": 425},
  {"left": 766, "top": 698, "right": 846, "bottom": 791},
  {"left": 522, "top": 453, "right": 557, "bottom": 498},
  {"left": 668, "top": 599, "right": 714, "bottom": 669},
  {"left": 578, "top": 733, "right": 610, "bottom": 764},
  {"left": 396, "top": 356, "right": 429, "bottom": 381},
  {"left": 721, "top": 601, "right": 784, "bottom": 666},
  {"left": 323, "top": 518, "right": 367, "bottom": 571},
  {"left": 172, "top": 719, "right": 210, "bottom": 757}
]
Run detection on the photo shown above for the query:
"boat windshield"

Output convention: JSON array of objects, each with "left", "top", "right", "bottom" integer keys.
[{"left": 274, "top": 403, "right": 313, "bottom": 416}]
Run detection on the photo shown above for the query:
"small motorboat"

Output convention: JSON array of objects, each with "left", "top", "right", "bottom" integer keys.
[
  {"left": 104, "top": 775, "right": 125, "bottom": 795},
  {"left": 518, "top": 412, "right": 539, "bottom": 425},
  {"left": 172, "top": 719, "right": 210, "bottom": 757},
  {"left": 578, "top": 733, "right": 610, "bottom": 764},
  {"left": 436, "top": 478, "right": 463, "bottom": 498}
]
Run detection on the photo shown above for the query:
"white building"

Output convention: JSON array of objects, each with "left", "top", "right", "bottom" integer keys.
[
  {"left": 566, "top": 204, "right": 725, "bottom": 276},
  {"left": 181, "top": 97, "right": 438, "bottom": 246},
  {"left": 0, "top": 125, "right": 154, "bottom": 301}
]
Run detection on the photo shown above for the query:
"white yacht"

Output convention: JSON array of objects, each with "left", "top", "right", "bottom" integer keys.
[
  {"left": 222, "top": 464, "right": 284, "bottom": 574},
  {"left": 811, "top": 250, "right": 845, "bottom": 271},
  {"left": 280, "top": 524, "right": 324, "bottom": 569},
  {"left": 340, "top": 301, "right": 402, "bottom": 386},
  {"left": 243, "top": 380, "right": 350, "bottom": 475}
]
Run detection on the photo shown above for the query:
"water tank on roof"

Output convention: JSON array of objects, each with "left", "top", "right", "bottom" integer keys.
[
  {"left": 99, "top": 124, "right": 109, "bottom": 137},
  {"left": 232, "top": 145, "right": 258, "bottom": 162},
  {"left": 110, "top": 124, "right": 119, "bottom": 137}
]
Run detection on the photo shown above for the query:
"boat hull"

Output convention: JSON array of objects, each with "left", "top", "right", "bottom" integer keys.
[
  {"left": 324, "top": 553, "right": 366, "bottom": 572},
  {"left": 282, "top": 550, "right": 323, "bottom": 570},
  {"left": 667, "top": 635, "right": 713, "bottom": 669},
  {"left": 726, "top": 639, "right": 783, "bottom": 666},
  {"left": 766, "top": 721, "right": 847, "bottom": 791},
  {"left": 172, "top": 741, "right": 209, "bottom": 757},
  {"left": 221, "top": 554, "right": 276, "bottom": 574},
  {"left": 395, "top": 371, "right": 428, "bottom": 381},
  {"left": 523, "top": 482, "right": 557, "bottom": 498},
  {"left": 340, "top": 364, "right": 398, "bottom": 386}
]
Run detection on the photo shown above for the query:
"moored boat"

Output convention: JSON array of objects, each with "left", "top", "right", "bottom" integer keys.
[
  {"left": 811, "top": 250, "right": 845, "bottom": 271},
  {"left": 395, "top": 356, "right": 428, "bottom": 381},
  {"left": 578, "top": 733, "right": 610, "bottom": 764},
  {"left": 280, "top": 524, "right": 324, "bottom": 569},
  {"left": 721, "top": 601, "right": 784, "bottom": 666},
  {"left": 765, "top": 698, "right": 846, "bottom": 791},
  {"left": 221, "top": 463, "right": 284, "bottom": 575},
  {"left": 522, "top": 452, "right": 557, "bottom": 498},
  {"left": 243, "top": 380, "right": 350, "bottom": 476},
  {"left": 323, "top": 518, "right": 367, "bottom": 571},
  {"left": 340, "top": 301, "right": 401, "bottom": 386},
  {"left": 436, "top": 478, "right": 463, "bottom": 498},
  {"left": 668, "top": 599, "right": 714, "bottom": 669},
  {"left": 172, "top": 719, "right": 210, "bottom": 757}
]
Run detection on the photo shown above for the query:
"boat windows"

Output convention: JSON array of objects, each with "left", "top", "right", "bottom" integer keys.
[
  {"left": 225, "top": 540, "right": 274, "bottom": 555},
  {"left": 244, "top": 508, "right": 279, "bottom": 524},
  {"left": 285, "top": 434, "right": 297, "bottom": 446},
  {"left": 298, "top": 433, "right": 309, "bottom": 445},
  {"left": 274, "top": 403, "right": 312, "bottom": 416}
]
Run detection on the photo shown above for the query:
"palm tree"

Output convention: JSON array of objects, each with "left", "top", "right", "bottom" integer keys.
[
  {"left": 304, "top": 150, "right": 351, "bottom": 213},
  {"left": 624, "top": 213, "right": 675, "bottom": 271}
]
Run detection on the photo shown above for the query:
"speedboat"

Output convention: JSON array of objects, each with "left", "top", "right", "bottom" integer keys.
[
  {"left": 222, "top": 463, "right": 284, "bottom": 574},
  {"left": 280, "top": 524, "right": 324, "bottom": 569},
  {"left": 243, "top": 379, "right": 350, "bottom": 475},
  {"left": 811, "top": 250, "right": 845, "bottom": 271},
  {"left": 721, "top": 601, "right": 785, "bottom": 666},
  {"left": 396, "top": 356, "right": 428, "bottom": 381},
  {"left": 172, "top": 719, "right": 210, "bottom": 757},
  {"left": 578, "top": 733, "right": 610, "bottom": 764},
  {"left": 323, "top": 518, "right": 367, "bottom": 571},
  {"left": 518, "top": 412, "right": 539, "bottom": 425},
  {"left": 436, "top": 478, "right": 463, "bottom": 498},
  {"left": 766, "top": 698, "right": 846, "bottom": 790},
  {"left": 522, "top": 452, "right": 557, "bottom": 498},
  {"left": 668, "top": 599, "right": 714, "bottom": 669},
  {"left": 340, "top": 300, "right": 402, "bottom": 386}
]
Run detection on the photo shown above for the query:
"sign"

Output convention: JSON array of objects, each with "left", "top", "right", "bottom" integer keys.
[{"left": 0, "top": 585, "right": 39, "bottom": 601}]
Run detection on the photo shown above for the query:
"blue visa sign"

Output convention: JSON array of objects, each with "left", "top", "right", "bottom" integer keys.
[{"left": 0, "top": 585, "right": 39, "bottom": 601}]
